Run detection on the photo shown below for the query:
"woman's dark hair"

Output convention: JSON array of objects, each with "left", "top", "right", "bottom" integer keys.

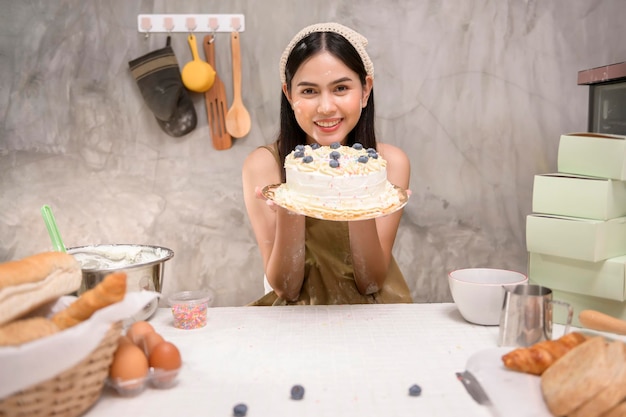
[{"left": 276, "top": 31, "right": 376, "bottom": 182}]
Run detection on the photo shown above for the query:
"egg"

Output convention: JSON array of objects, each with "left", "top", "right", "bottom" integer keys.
[
  {"left": 149, "top": 341, "right": 182, "bottom": 370},
  {"left": 126, "top": 320, "right": 155, "bottom": 345},
  {"left": 117, "top": 335, "right": 134, "bottom": 347},
  {"left": 109, "top": 343, "right": 149, "bottom": 388},
  {"left": 142, "top": 331, "right": 165, "bottom": 356},
  {"left": 149, "top": 341, "right": 182, "bottom": 385}
]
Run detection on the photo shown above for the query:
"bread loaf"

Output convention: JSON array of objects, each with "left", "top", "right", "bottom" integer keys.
[
  {"left": 501, "top": 332, "right": 588, "bottom": 375},
  {"left": 540, "top": 336, "right": 611, "bottom": 416},
  {"left": 0, "top": 317, "right": 60, "bottom": 346},
  {"left": 602, "top": 401, "right": 626, "bottom": 417},
  {"left": 568, "top": 341, "right": 626, "bottom": 417},
  {"left": 51, "top": 272, "right": 127, "bottom": 329},
  {"left": 0, "top": 252, "right": 82, "bottom": 326}
]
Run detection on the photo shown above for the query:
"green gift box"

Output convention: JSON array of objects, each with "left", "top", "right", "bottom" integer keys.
[
  {"left": 532, "top": 173, "right": 626, "bottom": 220},
  {"left": 557, "top": 132, "right": 626, "bottom": 180},
  {"left": 526, "top": 214, "right": 626, "bottom": 262},
  {"left": 529, "top": 252, "right": 626, "bottom": 301}
]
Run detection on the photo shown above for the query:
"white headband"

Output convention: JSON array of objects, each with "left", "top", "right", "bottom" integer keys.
[{"left": 279, "top": 22, "right": 375, "bottom": 85}]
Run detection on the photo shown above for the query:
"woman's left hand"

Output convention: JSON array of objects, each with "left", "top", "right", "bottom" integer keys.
[{"left": 254, "top": 185, "right": 278, "bottom": 211}]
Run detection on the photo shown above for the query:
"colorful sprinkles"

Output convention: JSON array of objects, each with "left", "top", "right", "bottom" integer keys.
[{"left": 171, "top": 302, "right": 208, "bottom": 329}]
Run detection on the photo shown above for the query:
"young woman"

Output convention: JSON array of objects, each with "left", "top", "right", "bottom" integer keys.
[{"left": 242, "top": 23, "right": 412, "bottom": 305}]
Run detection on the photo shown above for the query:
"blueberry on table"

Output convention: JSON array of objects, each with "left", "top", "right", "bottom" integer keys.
[
  {"left": 233, "top": 403, "right": 248, "bottom": 416},
  {"left": 290, "top": 384, "right": 305, "bottom": 400},
  {"left": 408, "top": 384, "right": 422, "bottom": 397}
]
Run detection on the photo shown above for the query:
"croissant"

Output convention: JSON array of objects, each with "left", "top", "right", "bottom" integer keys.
[
  {"left": 501, "top": 332, "right": 588, "bottom": 375},
  {"left": 51, "top": 271, "right": 127, "bottom": 329}
]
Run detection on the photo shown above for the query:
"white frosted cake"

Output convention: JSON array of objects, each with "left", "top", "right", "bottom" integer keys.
[{"left": 272, "top": 142, "right": 403, "bottom": 218}]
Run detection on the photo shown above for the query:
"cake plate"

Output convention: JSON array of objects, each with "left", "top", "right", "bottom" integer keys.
[{"left": 261, "top": 184, "right": 409, "bottom": 221}]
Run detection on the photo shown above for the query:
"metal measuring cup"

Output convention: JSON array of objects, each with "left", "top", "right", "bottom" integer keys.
[{"left": 498, "top": 284, "right": 573, "bottom": 347}]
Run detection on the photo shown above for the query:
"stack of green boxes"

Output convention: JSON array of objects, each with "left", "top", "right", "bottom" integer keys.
[{"left": 527, "top": 132, "right": 626, "bottom": 326}]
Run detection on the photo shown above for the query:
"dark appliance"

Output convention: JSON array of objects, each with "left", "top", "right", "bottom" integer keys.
[{"left": 578, "top": 62, "right": 626, "bottom": 135}]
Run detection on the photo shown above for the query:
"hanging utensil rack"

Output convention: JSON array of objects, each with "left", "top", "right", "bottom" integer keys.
[{"left": 137, "top": 14, "right": 245, "bottom": 34}]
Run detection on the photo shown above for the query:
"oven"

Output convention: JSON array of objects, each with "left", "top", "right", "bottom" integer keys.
[{"left": 578, "top": 62, "right": 626, "bottom": 135}]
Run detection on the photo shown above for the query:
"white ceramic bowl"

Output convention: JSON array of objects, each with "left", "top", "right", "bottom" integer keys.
[{"left": 448, "top": 268, "right": 528, "bottom": 325}]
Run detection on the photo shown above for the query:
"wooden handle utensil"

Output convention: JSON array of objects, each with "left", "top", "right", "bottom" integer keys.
[
  {"left": 225, "top": 31, "right": 251, "bottom": 138},
  {"left": 579, "top": 309, "right": 626, "bottom": 335},
  {"left": 203, "top": 35, "right": 232, "bottom": 150}
]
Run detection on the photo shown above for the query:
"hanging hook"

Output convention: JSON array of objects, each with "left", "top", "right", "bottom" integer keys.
[
  {"left": 231, "top": 17, "right": 241, "bottom": 32},
  {"left": 140, "top": 16, "right": 152, "bottom": 39},
  {"left": 208, "top": 17, "right": 219, "bottom": 42},
  {"left": 163, "top": 16, "right": 175, "bottom": 34},
  {"left": 186, "top": 16, "right": 197, "bottom": 34}
]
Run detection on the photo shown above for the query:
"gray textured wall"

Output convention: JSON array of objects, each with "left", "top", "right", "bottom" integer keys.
[{"left": 1, "top": 0, "right": 624, "bottom": 306}]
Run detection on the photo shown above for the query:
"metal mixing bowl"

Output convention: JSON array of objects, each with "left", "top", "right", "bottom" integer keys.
[{"left": 67, "top": 244, "right": 174, "bottom": 321}]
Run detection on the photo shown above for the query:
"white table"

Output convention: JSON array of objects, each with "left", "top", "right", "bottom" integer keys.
[{"left": 84, "top": 303, "right": 544, "bottom": 417}]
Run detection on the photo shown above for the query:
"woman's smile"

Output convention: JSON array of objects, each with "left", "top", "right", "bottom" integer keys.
[{"left": 314, "top": 118, "right": 342, "bottom": 131}]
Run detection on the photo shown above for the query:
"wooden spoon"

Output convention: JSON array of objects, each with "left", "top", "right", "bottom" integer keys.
[
  {"left": 579, "top": 309, "right": 626, "bottom": 335},
  {"left": 182, "top": 34, "right": 216, "bottom": 93},
  {"left": 225, "top": 31, "right": 251, "bottom": 138}
]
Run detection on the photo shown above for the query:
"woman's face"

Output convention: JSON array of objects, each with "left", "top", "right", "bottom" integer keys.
[{"left": 284, "top": 51, "right": 373, "bottom": 146}]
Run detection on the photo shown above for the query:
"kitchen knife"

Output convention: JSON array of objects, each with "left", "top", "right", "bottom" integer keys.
[{"left": 456, "top": 370, "right": 492, "bottom": 406}]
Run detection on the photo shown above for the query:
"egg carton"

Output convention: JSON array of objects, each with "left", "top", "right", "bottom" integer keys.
[{"left": 107, "top": 366, "right": 182, "bottom": 396}]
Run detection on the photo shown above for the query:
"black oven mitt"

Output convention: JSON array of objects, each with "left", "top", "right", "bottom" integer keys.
[{"left": 128, "top": 36, "right": 197, "bottom": 137}]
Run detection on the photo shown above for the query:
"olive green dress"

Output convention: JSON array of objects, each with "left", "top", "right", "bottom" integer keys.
[{"left": 249, "top": 143, "right": 413, "bottom": 306}]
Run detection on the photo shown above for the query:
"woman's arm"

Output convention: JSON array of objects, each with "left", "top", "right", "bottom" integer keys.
[
  {"left": 348, "top": 143, "right": 410, "bottom": 294},
  {"left": 241, "top": 148, "right": 306, "bottom": 301}
]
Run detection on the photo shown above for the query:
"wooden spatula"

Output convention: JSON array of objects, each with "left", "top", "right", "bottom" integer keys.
[
  {"left": 203, "top": 34, "right": 232, "bottom": 150},
  {"left": 225, "top": 31, "right": 251, "bottom": 139}
]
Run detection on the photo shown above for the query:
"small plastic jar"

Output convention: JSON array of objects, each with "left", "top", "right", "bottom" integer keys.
[{"left": 168, "top": 290, "right": 214, "bottom": 330}]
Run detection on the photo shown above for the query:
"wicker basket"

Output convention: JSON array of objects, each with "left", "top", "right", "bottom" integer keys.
[{"left": 0, "top": 321, "right": 122, "bottom": 417}]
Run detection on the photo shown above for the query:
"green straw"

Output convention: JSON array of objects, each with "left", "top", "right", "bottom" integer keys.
[{"left": 41, "top": 204, "right": 66, "bottom": 253}]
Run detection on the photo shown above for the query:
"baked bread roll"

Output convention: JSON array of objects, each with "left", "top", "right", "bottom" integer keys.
[
  {"left": 0, "top": 252, "right": 82, "bottom": 326},
  {"left": 0, "top": 317, "right": 60, "bottom": 346},
  {"left": 501, "top": 332, "right": 587, "bottom": 375},
  {"left": 51, "top": 272, "right": 127, "bottom": 329},
  {"left": 540, "top": 336, "right": 611, "bottom": 417},
  {"left": 568, "top": 340, "right": 626, "bottom": 417},
  {"left": 602, "top": 401, "right": 626, "bottom": 417}
]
